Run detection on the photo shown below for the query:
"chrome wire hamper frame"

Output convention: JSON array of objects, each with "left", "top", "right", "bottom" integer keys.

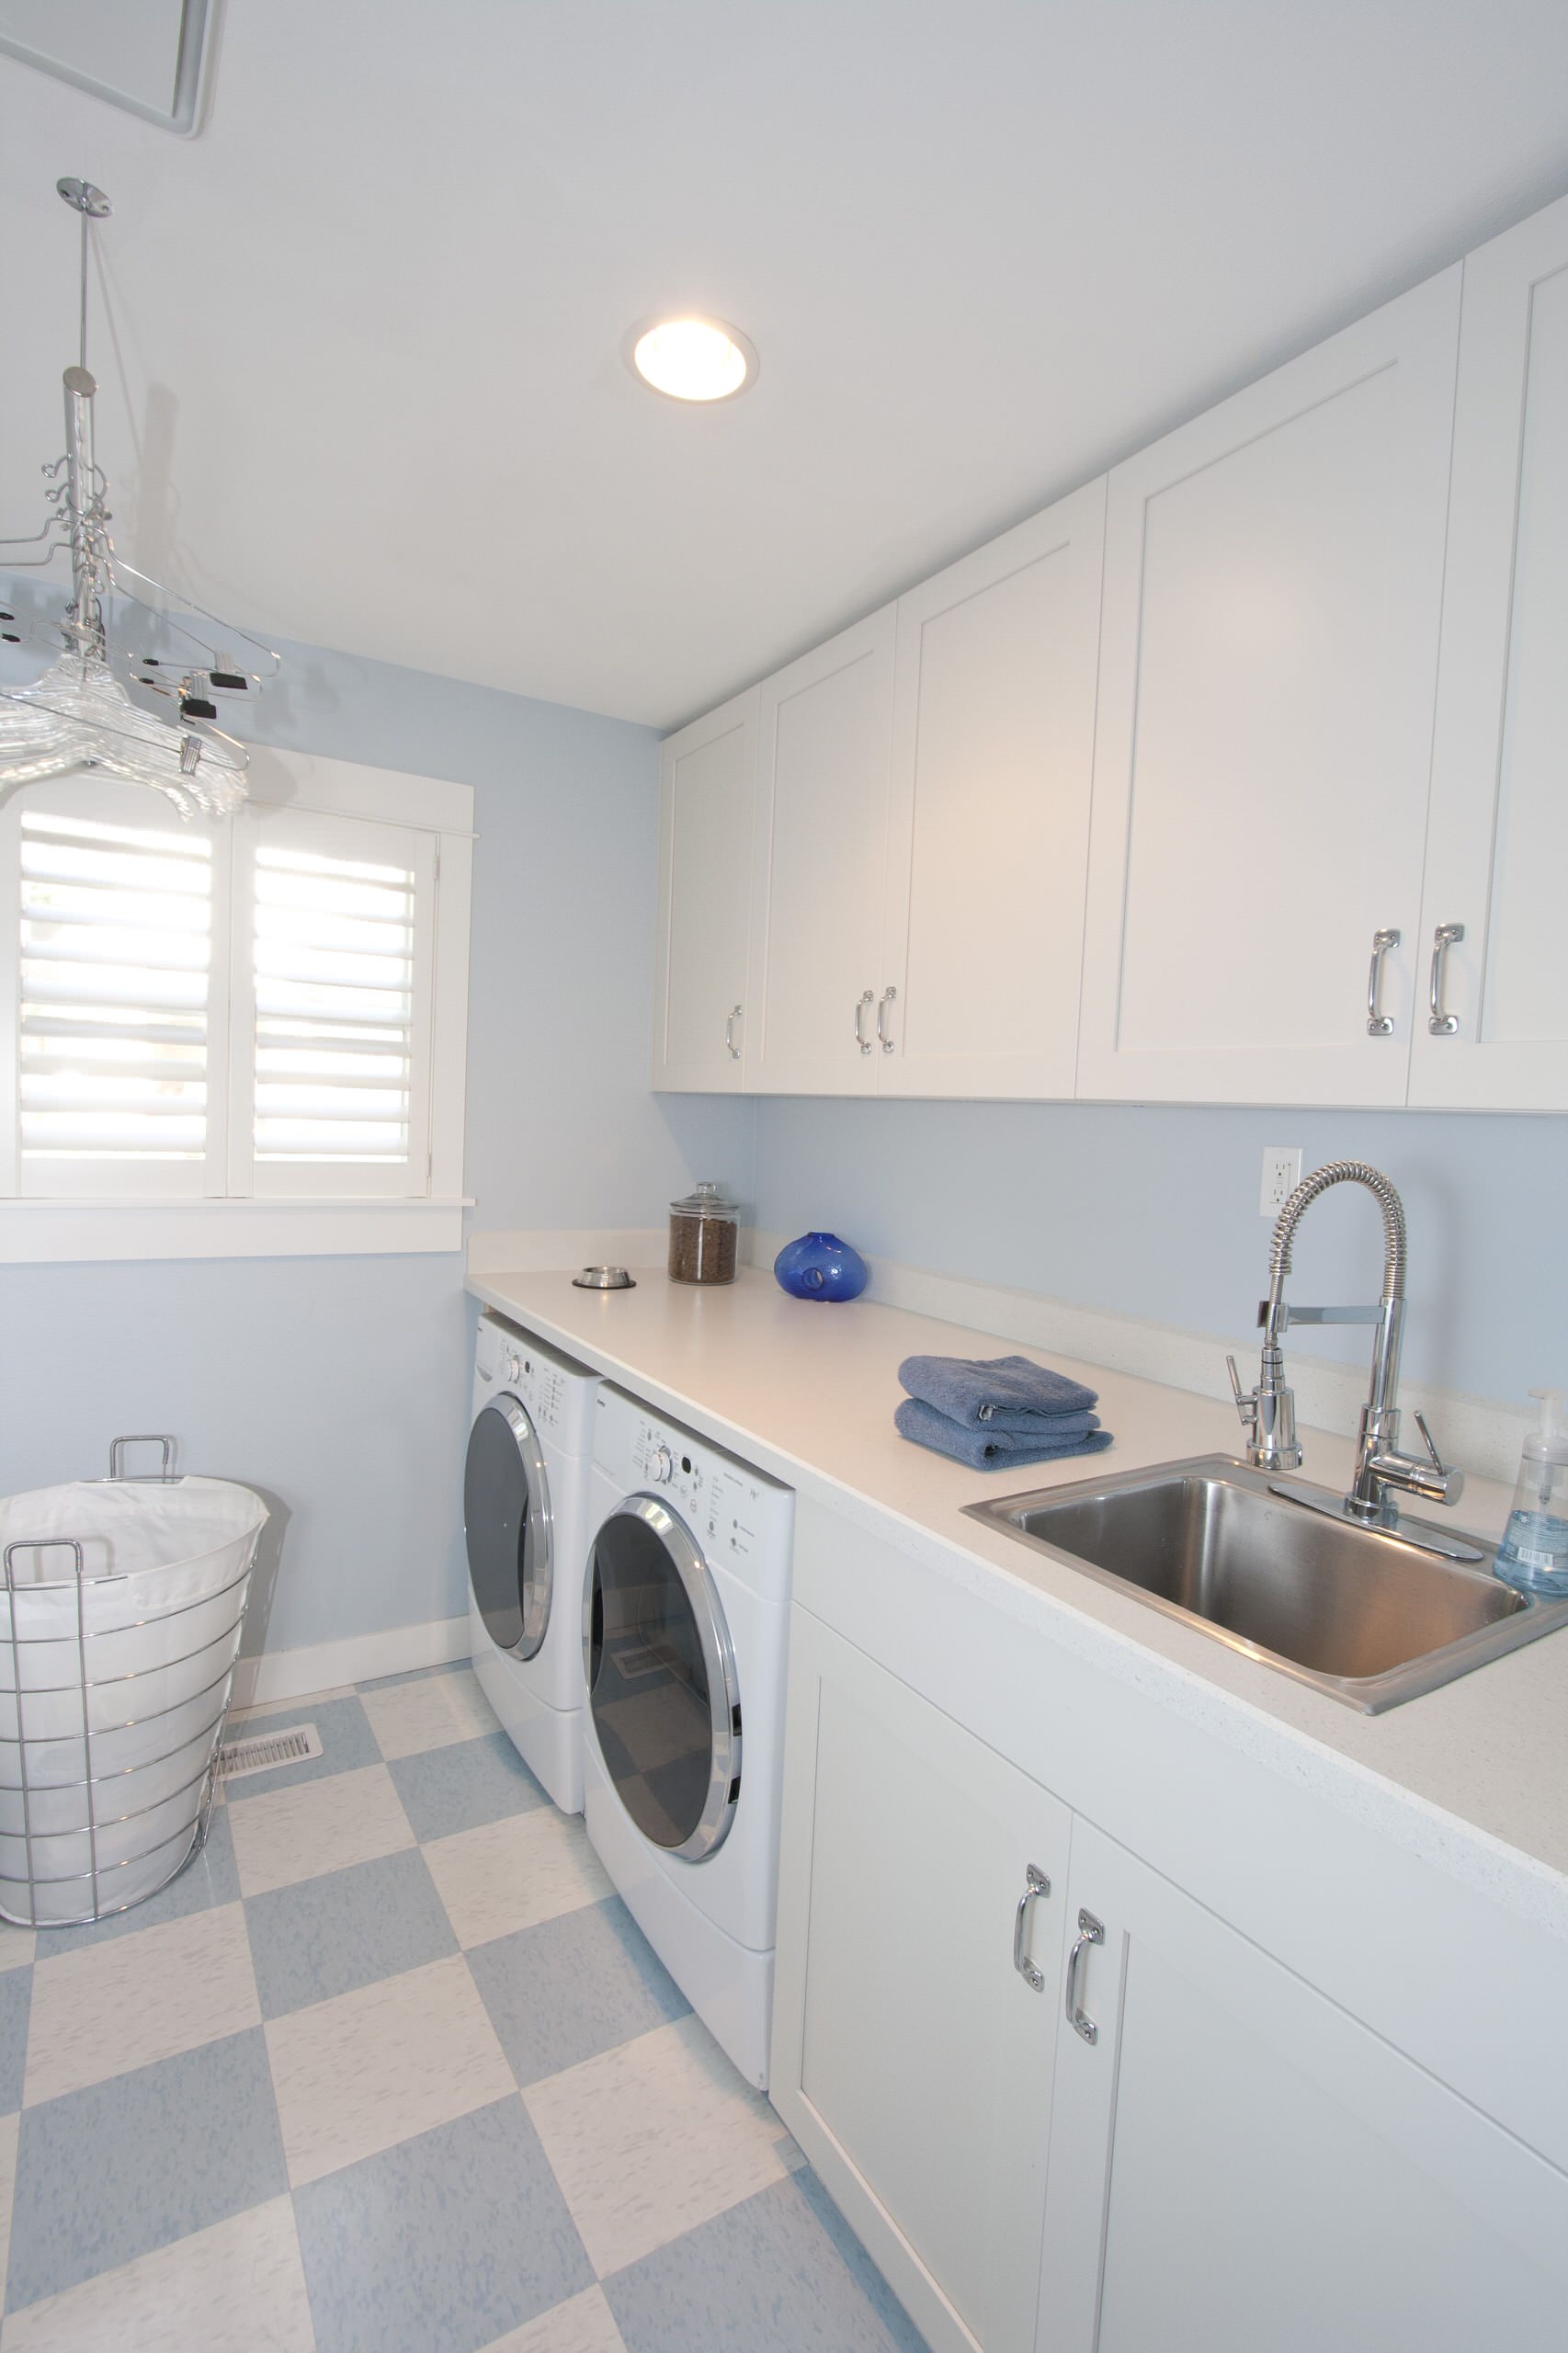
[{"left": 0, "top": 1436, "right": 256, "bottom": 1929}]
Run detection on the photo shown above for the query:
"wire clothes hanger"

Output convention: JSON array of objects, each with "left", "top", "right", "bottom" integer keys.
[{"left": 0, "top": 176, "right": 280, "bottom": 817}]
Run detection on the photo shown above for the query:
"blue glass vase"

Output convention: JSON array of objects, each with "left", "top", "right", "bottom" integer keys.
[{"left": 773, "top": 1231, "right": 869, "bottom": 1303}]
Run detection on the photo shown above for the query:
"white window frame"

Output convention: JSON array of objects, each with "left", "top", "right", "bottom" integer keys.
[{"left": 0, "top": 746, "right": 473, "bottom": 1262}]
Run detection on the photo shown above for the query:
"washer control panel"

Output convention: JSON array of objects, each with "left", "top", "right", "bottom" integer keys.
[{"left": 617, "top": 1400, "right": 791, "bottom": 1584}]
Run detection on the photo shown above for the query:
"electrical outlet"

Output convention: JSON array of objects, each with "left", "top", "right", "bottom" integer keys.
[{"left": 1260, "top": 1146, "right": 1302, "bottom": 1218}]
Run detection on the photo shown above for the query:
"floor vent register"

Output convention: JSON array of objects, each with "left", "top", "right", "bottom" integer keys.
[{"left": 215, "top": 1724, "right": 324, "bottom": 1782}]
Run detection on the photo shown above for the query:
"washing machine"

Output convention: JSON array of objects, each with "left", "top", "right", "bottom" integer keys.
[
  {"left": 463, "top": 1312, "right": 598, "bottom": 1813},
  {"left": 582, "top": 1384, "right": 795, "bottom": 2089}
]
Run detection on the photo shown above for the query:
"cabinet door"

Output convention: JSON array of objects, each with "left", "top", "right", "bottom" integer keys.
[
  {"left": 879, "top": 483, "right": 1106, "bottom": 1098},
  {"left": 652, "top": 688, "right": 757, "bottom": 1091},
  {"left": 1077, "top": 271, "right": 1460, "bottom": 1105},
  {"left": 1038, "top": 1818, "right": 1568, "bottom": 2353},
  {"left": 1411, "top": 195, "right": 1568, "bottom": 1108},
  {"left": 772, "top": 1608, "right": 1072, "bottom": 2353},
  {"left": 744, "top": 609, "right": 895, "bottom": 1094}
]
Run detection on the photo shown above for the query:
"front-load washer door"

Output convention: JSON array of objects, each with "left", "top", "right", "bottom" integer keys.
[
  {"left": 464, "top": 1396, "right": 552, "bottom": 1660},
  {"left": 585, "top": 1495, "right": 741, "bottom": 1862}
]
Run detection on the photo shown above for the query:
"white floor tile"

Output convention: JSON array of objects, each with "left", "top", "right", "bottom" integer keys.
[
  {"left": 0, "top": 2110, "right": 17, "bottom": 2302},
  {"left": 360, "top": 1669, "right": 499, "bottom": 1762},
  {"left": 523, "top": 2015, "right": 791, "bottom": 2275},
  {"left": 481, "top": 2284, "right": 628, "bottom": 2353},
  {"left": 424, "top": 1807, "right": 613, "bottom": 1950},
  {"left": 0, "top": 2193, "right": 314, "bottom": 2352},
  {"left": 25, "top": 1903, "right": 260, "bottom": 2107},
  {"left": 228, "top": 1762, "right": 414, "bottom": 1898},
  {"left": 266, "top": 1952, "right": 515, "bottom": 2187}
]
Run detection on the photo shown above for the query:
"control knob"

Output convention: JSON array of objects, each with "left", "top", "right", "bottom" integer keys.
[{"left": 648, "top": 1444, "right": 674, "bottom": 1485}]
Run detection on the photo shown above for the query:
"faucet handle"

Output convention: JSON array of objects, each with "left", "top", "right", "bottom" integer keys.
[
  {"left": 1413, "top": 1410, "right": 1448, "bottom": 1474},
  {"left": 1225, "top": 1355, "right": 1257, "bottom": 1434}
]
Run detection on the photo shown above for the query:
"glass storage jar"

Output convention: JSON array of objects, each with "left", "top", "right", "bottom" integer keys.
[{"left": 667, "top": 1181, "right": 739, "bottom": 1286}]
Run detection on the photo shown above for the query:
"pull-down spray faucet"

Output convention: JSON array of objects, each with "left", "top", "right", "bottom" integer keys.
[{"left": 1227, "top": 1161, "right": 1466, "bottom": 1540}]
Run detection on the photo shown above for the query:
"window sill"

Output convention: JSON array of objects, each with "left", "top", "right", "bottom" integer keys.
[{"left": 0, "top": 1198, "right": 472, "bottom": 1264}]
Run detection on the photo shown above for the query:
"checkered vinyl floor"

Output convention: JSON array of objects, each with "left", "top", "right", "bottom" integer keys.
[{"left": 0, "top": 1663, "right": 928, "bottom": 2352}]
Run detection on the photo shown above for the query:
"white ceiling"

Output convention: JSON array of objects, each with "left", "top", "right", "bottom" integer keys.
[{"left": 3, "top": 1, "right": 1568, "bottom": 731}]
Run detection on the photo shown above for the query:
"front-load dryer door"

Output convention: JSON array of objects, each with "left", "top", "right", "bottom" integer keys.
[
  {"left": 464, "top": 1396, "right": 552, "bottom": 1660},
  {"left": 585, "top": 1495, "right": 741, "bottom": 1862}
]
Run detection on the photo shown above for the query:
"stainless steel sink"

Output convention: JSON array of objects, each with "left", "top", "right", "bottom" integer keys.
[{"left": 963, "top": 1455, "right": 1568, "bottom": 1711}]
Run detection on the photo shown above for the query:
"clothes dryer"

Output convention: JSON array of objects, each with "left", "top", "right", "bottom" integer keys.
[
  {"left": 582, "top": 1382, "right": 794, "bottom": 2088},
  {"left": 464, "top": 1312, "right": 597, "bottom": 1812}
]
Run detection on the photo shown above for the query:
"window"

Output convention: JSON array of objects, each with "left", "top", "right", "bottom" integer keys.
[{"left": 0, "top": 751, "right": 473, "bottom": 1259}]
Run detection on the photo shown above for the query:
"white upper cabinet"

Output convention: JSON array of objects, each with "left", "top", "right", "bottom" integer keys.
[
  {"left": 879, "top": 483, "right": 1106, "bottom": 1098},
  {"left": 1411, "top": 195, "right": 1568, "bottom": 1109},
  {"left": 652, "top": 688, "right": 758, "bottom": 1092},
  {"left": 744, "top": 609, "right": 897, "bottom": 1095},
  {"left": 1076, "top": 271, "right": 1462, "bottom": 1106}
]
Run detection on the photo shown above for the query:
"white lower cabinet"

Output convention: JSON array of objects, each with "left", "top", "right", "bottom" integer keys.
[
  {"left": 771, "top": 1604, "right": 1568, "bottom": 2353},
  {"left": 1040, "top": 1818, "right": 1568, "bottom": 2353},
  {"left": 772, "top": 1609, "right": 1071, "bottom": 2353}
]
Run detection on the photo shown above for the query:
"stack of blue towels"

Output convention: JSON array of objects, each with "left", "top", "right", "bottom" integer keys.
[{"left": 894, "top": 1352, "right": 1114, "bottom": 1471}]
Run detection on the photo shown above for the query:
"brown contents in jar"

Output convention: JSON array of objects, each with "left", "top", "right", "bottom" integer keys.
[{"left": 668, "top": 1211, "right": 738, "bottom": 1284}]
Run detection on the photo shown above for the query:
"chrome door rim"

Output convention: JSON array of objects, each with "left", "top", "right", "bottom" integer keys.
[
  {"left": 467, "top": 1396, "right": 553, "bottom": 1662},
  {"left": 584, "top": 1493, "right": 742, "bottom": 1862}
]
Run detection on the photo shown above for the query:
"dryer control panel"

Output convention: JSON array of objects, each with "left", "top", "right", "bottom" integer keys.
[{"left": 476, "top": 1314, "right": 597, "bottom": 1455}]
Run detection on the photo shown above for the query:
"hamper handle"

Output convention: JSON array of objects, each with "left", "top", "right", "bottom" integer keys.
[
  {"left": 3, "top": 1539, "right": 85, "bottom": 1587},
  {"left": 108, "top": 1436, "right": 178, "bottom": 1483}
]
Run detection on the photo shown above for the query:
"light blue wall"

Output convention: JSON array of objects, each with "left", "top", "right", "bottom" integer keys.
[
  {"left": 750, "top": 1097, "right": 1568, "bottom": 1405},
  {"left": 0, "top": 620, "right": 752, "bottom": 1654}
]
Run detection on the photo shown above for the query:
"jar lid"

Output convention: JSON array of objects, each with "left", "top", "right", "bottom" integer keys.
[{"left": 669, "top": 1180, "right": 737, "bottom": 1219}]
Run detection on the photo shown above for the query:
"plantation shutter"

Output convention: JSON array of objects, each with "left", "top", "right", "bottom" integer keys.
[
  {"left": 230, "top": 804, "right": 436, "bottom": 1199},
  {"left": 8, "top": 786, "right": 221, "bottom": 1198}
]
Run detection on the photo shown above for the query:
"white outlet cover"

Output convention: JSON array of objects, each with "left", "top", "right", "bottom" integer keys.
[{"left": 1260, "top": 1146, "right": 1303, "bottom": 1217}]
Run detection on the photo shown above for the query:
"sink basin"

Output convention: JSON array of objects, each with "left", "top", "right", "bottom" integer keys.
[{"left": 963, "top": 1455, "right": 1568, "bottom": 1711}]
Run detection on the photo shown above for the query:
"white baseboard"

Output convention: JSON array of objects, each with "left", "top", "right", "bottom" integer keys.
[
  {"left": 466, "top": 1227, "right": 666, "bottom": 1276},
  {"left": 750, "top": 1232, "right": 1529, "bottom": 1488},
  {"left": 231, "top": 1614, "right": 471, "bottom": 1711}
]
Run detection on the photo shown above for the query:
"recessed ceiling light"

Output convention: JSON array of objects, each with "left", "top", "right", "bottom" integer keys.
[{"left": 625, "top": 315, "right": 758, "bottom": 403}]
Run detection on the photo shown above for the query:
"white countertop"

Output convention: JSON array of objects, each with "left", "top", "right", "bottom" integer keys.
[{"left": 469, "top": 1264, "right": 1568, "bottom": 1941}]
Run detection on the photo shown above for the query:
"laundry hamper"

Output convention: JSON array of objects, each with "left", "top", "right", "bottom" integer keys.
[{"left": 0, "top": 1438, "right": 267, "bottom": 1928}]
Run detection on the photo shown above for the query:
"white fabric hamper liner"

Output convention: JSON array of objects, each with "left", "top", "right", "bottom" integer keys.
[{"left": 0, "top": 1477, "right": 267, "bottom": 1926}]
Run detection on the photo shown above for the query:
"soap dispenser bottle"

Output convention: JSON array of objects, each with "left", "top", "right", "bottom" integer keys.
[{"left": 1494, "top": 1389, "right": 1568, "bottom": 1597}]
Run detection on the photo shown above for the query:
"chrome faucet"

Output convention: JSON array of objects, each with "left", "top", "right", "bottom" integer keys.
[{"left": 1227, "top": 1160, "right": 1465, "bottom": 1535}]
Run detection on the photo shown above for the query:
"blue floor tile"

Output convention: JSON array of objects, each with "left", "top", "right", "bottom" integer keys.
[
  {"left": 468, "top": 1896, "right": 688, "bottom": 2088},
  {"left": 224, "top": 1693, "right": 381, "bottom": 1802},
  {"left": 605, "top": 2171, "right": 930, "bottom": 2353},
  {"left": 0, "top": 1967, "right": 29, "bottom": 2113},
  {"left": 388, "top": 1729, "right": 548, "bottom": 1842},
  {"left": 31, "top": 1804, "right": 241, "bottom": 1956},
  {"left": 292, "top": 2095, "right": 593, "bottom": 2353},
  {"left": 6, "top": 2028, "right": 287, "bottom": 2311},
  {"left": 245, "top": 1848, "right": 457, "bottom": 2018}
]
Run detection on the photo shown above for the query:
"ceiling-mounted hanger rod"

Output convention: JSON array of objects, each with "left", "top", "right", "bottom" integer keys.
[{"left": 55, "top": 177, "right": 111, "bottom": 374}]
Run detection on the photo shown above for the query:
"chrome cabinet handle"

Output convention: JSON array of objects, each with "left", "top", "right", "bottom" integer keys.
[
  {"left": 1064, "top": 1907, "right": 1104, "bottom": 2043},
  {"left": 1012, "top": 1864, "right": 1051, "bottom": 1992},
  {"left": 1427, "top": 923, "right": 1464, "bottom": 1035},
  {"left": 853, "top": 990, "right": 874, "bottom": 1053},
  {"left": 724, "top": 1005, "right": 742, "bottom": 1060},
  {"left": 876, "top": 984, "right": 897, "bottom": 1053},
  {"left": 1365, "top": 927, "right": 1400, "bottom": 1036}
]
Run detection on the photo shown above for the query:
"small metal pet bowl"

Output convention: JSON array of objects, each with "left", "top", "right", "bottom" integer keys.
[{"left": 573, "top": 1265, "right": 636, "bottom": 1290}]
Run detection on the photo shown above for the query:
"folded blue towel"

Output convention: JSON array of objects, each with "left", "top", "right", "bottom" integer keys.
[
  {"left": 895, "top": 1395, "right": 1113, "bottom": 1471},
  {"left": 898, "top": 1352, "right": 1098, "bottom": 1431}
]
